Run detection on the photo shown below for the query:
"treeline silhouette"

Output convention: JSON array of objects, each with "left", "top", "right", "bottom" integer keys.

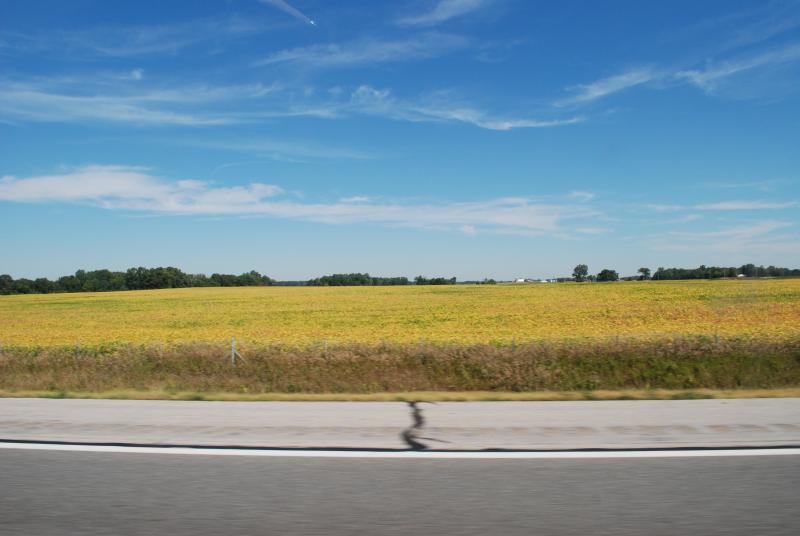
[
  {"left": 0, "top": 267, "right": 273, "bottom": 295},
  {"left": 2, "top": 263, "right": 798, "bottom": 295},
  {"left": 0, "top": 268, "right": 460, "bottom": 294},
  {"left": 306, "top": 273, "right": 459, "bottom": 286},
  {"left": 307, "top": 273, "right": 410, "bottom": 286},
  {"left": 652, "top": 264, "right": 800, "bottom": 280},
  {"left": 414, "top": 276, "right": 457, "bottom": 285}
]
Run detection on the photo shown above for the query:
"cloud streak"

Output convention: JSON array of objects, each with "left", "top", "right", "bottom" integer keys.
[
  {"left": 647, "top": 200, "right": 798, "bottom": 212},
  {"left": 0, "top": 82, "right": 278, "bottom": 126},
  {"left": 1, "top": 17, "right": 268, "bottom": 58},
  {"left": 556, "top": 68, "right": 659, "bottom": 106},
  {"left": 660, "top": 220, "right": 797, "bottom": 253},
  {"left": 259, "top": 0, "right": 316, "bottom": 26},
  {"left": 676, "top": 42, "right": 800, "bottom": 93},
  {"left": 254, "top": 33, "right": 469, "bottom": 68},
  {"left": 558, "top": 41, "right": 800, "bottom": 105},
  {"left": 346, "top": 85, "right": 583, "bottom": 130},
  {"left": 397, "top": 0, "right": 489, "bottom": 27},
  {"left": 0, "top": 166, "right": 283, "bottom": 213},
  {"left": 0, "top": 77, "right": 580, "bottom": 131},
  {"left": 693, "top": 200, "right": 797, "bottom": 210},
  {"left": 0, "top": 166, "right": 600, "bottom": 235},
  {"left": 180, "top": 138, "right": 374, "bottom": 161},
  {"left": 567, "top": 191, "right": 595, "bottom": 202}
]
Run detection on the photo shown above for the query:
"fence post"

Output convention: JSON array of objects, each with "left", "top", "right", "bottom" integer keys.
[{"left": 230, "top": 337, "right": 244, "bottom": 365}]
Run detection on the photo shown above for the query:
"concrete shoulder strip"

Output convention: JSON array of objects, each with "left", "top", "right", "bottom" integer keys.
[{"left": 1, "top": 442, "right": 799, "bottom": 459}]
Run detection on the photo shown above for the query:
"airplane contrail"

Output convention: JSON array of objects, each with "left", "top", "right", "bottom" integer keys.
[{"left": 259, "top": 0, "right": 317, "bottom": 26}]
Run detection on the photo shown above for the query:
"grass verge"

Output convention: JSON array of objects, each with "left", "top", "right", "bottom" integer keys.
[
  {"left": 0, "top": 336, "right": 798, "bottom": 396},
  {"left": 1, "top": 388, "right": 799, "bottom": 402}
]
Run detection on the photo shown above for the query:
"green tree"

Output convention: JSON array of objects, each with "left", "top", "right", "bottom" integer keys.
[
  {"left": 0, "top": 274, "right": 13, "bottom": 294},
  {"left": 572, "top": 264, "right": 589, "bottom": 282},
  {"left": 638, "top": 267, "right": 651, "bottom": 280},
  {"left": 33, "top": 278, "right": 55, "bottom": 293},
  {"left": 11, "top": 278, "right": 34, "bottom": 294},
  {"left": 739, "top": 264, "right": 758, "bottom": 277},
  {"left": 597, "top": 269, "right": 619, "bottom": 282}
]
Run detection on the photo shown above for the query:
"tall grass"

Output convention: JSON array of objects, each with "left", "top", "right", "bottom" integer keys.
[{"left": 1, "top": 336, "right": 798, "bottom": 394}]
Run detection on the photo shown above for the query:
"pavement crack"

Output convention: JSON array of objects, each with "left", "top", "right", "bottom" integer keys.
[{"left": 401, "top": 401, "right": 448, "bottom": 450}]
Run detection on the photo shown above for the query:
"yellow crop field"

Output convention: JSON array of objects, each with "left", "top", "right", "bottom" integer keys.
[{"left": 1, "top": 279, "right": 799, "bottom": 347}]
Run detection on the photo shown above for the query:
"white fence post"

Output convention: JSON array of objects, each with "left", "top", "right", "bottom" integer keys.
[{"left": 230, "top": 337, "right": 244, "bottom": 365}]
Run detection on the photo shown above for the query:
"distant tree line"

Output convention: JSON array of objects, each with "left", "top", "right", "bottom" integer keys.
[
  {"left": 570, "top": 263, "right": 800, "bottom": 283},
  {"left": 4, "top": 262, "right": 798, "bottom": 296},
  {"left": 307, "top": 273, "right": 410, "bottom": 286},
  {"left": 0, "top": 267, "right": 273, "bottom": 295},
  {"left": 305, "top": 273, "right": 458, "bottom": 286},
  {"left": 414, "top": 276, "right": 457, "bottom": 285},
  {"left": 652, "top": 264, "right": 800, "bottom": 280}
]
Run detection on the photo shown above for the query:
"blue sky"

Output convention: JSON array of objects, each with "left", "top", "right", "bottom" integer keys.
[{"left": 1, "top": 0, "right": 799, "bottom": 280}]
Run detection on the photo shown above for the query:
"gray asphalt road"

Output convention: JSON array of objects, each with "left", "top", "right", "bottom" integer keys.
[
  {"left": 2, "top": 398, "right": 799, "bottom": 449},
  {"left": 0, "top": 449, "right": 797, "bottom": 535}
]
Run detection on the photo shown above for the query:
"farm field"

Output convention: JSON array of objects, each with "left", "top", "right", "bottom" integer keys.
[
  {"left": 2, "top": 279, "right": 799, "bottom": 397},
  {"left": 1, "top": 279, "right": 799, "bottom": 347}
]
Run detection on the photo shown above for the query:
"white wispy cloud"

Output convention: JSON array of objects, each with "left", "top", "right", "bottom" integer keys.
[
  {"left": 644, "top": 204, "right": 685, "bottom": 213},
  {"left": 693, "top": 200, "right": 797, "bottom": 210},
  {"left": 0, "top": 166, "right": 283, "bottom": 212},
  {"left": 696, "top": 179, "right": 785, "bottom": 191},
  {"left": 575, "top": 227, "right": 610, "bottom": 235},
  {"left": 253, "top": 33, "right": 468, "bottom": 67},
  {"left": 555, "top": 68, "right": 659, "bottom": 106},
  {"left": 661, "top": 220, "right": 797, "bottom": 253},
  {"left": 674, "top": 214, "right": 703, "bottom": 223},
  {"left": 645, "top": 200, "right": 797, "bottom": 212},
  {"left": 676, "top": 43, "right": 800, "bottom": 93},
  {"left": 680, "top": 1, "right": 800, "bottom": 54},
  {"left": 2, "top": 17, "right": 268, "bottom": 58},
  {"left": 255, "top": 83, "right": 584, "bottom": 130},
  {"left": 0, "top": 81, "right": 279, "bottom": 126},
  {"left": 397, "top": 0, "right": 489, "bottom": 27},
  {"left": 346, "top": 85, "right": 583, "bottom": 130},
  {"left": 558, "top": 41, "right": 800, "bottom": 105},
  {"left": 0, "top": 89, "right": 228, "bottom": 126},
  {"left": 567, "top": 191, "right": 595, "bottom": 202},
  {"left": 0, "top": 79, "right": 580, "bottom": 131},
  {"left": 180, "top": 139, "right": 373, "bottom": 161},
  {"left": 0, "top": 166, "right": 600, "bottom": 235},
  {"left": 686, "top": 220, "right": 794, "bottom": 239},
  {"left": 406, "top": 104, "right": 583, "bottom": 130},
  {"left": 259, "top": 0, "right": 316, "bottom": 26}
]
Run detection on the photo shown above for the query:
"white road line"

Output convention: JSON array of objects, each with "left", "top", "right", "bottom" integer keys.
[{"left": 1, "top": 442, "right": 799, "bottom": 459}]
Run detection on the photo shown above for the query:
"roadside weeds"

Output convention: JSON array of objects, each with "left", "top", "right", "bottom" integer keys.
[{"left": 2, "top": 388, "right": 799, "bottom": 402}]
